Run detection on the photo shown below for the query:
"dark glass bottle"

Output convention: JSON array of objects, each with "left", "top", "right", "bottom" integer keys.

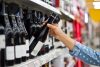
[
  {"left": 23, "top": 9, "right": 35, "bottom": 59},
  {"left": 19, "top": 8, "right": 29, "bottom": 60},
  {"left": 0, "top": 22, "right": 5, "bottom": 67},
  {"left": 7, "top": 3, "right": 22, "bottom": 64},
  {"left": 9, "top": 14, "right": 22, "bottom": 64},
  {"left": 29, "top": 13, "right": 60, "bottom": 56},
  {"left": 16, "top": 13, "right": 27, "bottom": 62},
  {"left": 0, "top": 2, "right": 6, "bottom": 67},
  {"left": 0, "top": 2, "right": 15, "bottom": 66},
  {"left": 5, "top": 14, "right": 15, "bottom": 66},
  {"left": 23, "top": 9, "right": 34, "bottom": 40}
]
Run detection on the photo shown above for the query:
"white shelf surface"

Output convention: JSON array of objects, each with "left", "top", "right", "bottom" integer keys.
[
  {"left": 5, "top": 0, "right": 75, "bottom": 20},
  {"left": 12, "top": 48, "right": 65, "bottom": 67},
  {"left": 30, "top": 0, "right": 61, "bottom": 15},
  {"left": 60, "top": 9, "right": 75, "bottom": 20}
]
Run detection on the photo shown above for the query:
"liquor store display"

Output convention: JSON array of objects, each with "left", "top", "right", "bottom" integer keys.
[
  {"left": 12, "top": 48, "right": 66, "bottom": 67},
  {"left": 0, "top": 0, "right": 75, "bottom": 67}
]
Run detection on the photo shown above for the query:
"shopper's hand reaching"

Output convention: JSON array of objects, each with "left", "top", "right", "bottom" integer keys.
[
  {"left": 47, "top": 24, "right": 64, "bottom": 40},
  {"left": 47, "top": 23, "right": 75, "bottom": 50}
]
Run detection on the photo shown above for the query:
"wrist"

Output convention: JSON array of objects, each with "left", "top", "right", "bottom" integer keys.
[
  {"left": 58, "top": 32, "right": 67, "bottom": 41},
  {"left": 58, "top": 32, "right": 75, "bottom": 50}
]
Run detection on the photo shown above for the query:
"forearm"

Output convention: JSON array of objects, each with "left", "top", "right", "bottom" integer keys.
[
  {"left": 70, "top": 42, "right": 100, "bottom": 66},
  {"left": 58, "top": 32, "right": 75, "bottom": 50}
]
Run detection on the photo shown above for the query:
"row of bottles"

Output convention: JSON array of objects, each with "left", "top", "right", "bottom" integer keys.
[{"left": 0, "top": 1, "right": 60, "bottom": 67}]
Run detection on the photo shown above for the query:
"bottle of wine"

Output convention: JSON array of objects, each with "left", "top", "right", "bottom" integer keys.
[
  {"left": 19, "top": 8, "right": 29, "bottom": 60},
  {"left": 7, "top": 3, "right": 23, "bottom": 64},
  {"left": 23, "top": 9, "right": 35, "bottom": 59},
  {"left": 5, "top": 15, "right": 15, "bottom": 66},
  {"left": 29, "top": 13, "right": 60, "bottom": 56},
  {"left": 0, "top": 19, "right": 5, "bottom": 67},
  {"left": 23, "top": 9, "right": 34, "bottom": 40},
  {"left": 0, "top": 2, "right": 15, "bottom": 66},
  {"left": 8, "top": 14, "right": 22, "bottom": 64},
  {"left": 0, "top": 2, "right": 6, "bottom": 67},
  {"left": 16, "top": 12, "right": 27, "bottom": 62}
]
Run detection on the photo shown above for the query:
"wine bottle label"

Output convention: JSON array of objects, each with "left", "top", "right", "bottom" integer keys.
[
  {"left": 0, "top": 35, "right": 5, "bottom": 49},
  {"left": 31, "top": 41, "right": 44, "bottom": 56},
  {"left": 26, "top": 40, "right": 29, "bottom": 57},
  {"left": 21, "top": 44, "right": 26, "bottom": 56},
  {"left": 29, "top": 36, "right": 35, "bottom": 45},
  {"left": 6, "top": 46, "right": 14, "bottom": 60},
  {"left": 15, "top": 45, "right": 22, "bottom": 58}
]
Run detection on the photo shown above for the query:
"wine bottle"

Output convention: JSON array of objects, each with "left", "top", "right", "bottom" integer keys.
[
  {"left": 23, "top": 9, "right": 35, "bottom": 59},
  {"left": 29, "top": 13, "right": 60, "bottom": 56},
  {"left": 19, "top": 8, "right": 29, "bottom": 60},
  {"left": 9, "top": 14, "right": 22, "bottom": 64},
  {"left": 0, "top": 2, "right": 15, "bottom": 66},
  {"left": 42, "top": 14, "right": 60, "bottom": 43},
  {"left": 16, "top": 12, "right": 27, "bottom": 62},
  {"left": 0, "top": 20, "right": 5, "bottom": 67},
  {"left": 7, "top": 3, "right": 23, "bottom": 64},
  {"left": 0, "top": 2, "right": 6, "bottom": 67},
  {"left": 23, "top": 9, "right": 34, "bottom": 39},
  {"left": 5, "top": 15, "right": 15, "bottom": 66}
]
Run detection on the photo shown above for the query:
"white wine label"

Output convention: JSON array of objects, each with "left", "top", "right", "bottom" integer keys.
[
  {"left": 21, "top": 44, "right": 26, "bottom": 56},
  {"left": 31, "top": 41, "right": 44, "bottom": 56},
  {"left": 26, "top": 40, "right": 29, "bottom": 57},
  {"left": 15, "top": 45, "right": 22, "bottom": 58},
  {"left": 29, "top": 36, "right": 35, "bottom": 45},
  {"left": 6, "top": 46, "right": 15, "bottom": 60},
  {"left": 0, "top": 35, "right": 5, "bottom": 48}
]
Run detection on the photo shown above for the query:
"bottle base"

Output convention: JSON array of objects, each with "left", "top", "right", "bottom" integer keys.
[
  {"left": 6, "top": 60, "right": 14, "bottom": 66},
  {"left": 29, "top": 54, "right": 35, "bottom": 59},
  {"left": 22, "top": 57, "right": 27, "bottom": 62},
  {"left": 15, "top": 58, "right": 21, "bottom": 64}
]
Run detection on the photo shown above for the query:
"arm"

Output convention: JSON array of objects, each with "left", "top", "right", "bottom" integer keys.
[
  {"left": 47, "top": 24, "right": 100, "bottom": 66},
  {"left": 47, "top": 24, "right": 75, "bottom": 51}
]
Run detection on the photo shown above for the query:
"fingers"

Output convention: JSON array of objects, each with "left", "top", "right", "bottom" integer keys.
[
  {"left": 49, "top": 29, "right": 55, "bottom": 36},
  {"left": 47, "top": 24, "right": 56, "bottom": 29}
]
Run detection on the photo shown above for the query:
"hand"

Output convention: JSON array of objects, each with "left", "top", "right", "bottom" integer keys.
[
  {"left": 47, "top": 23, "right": 64, "bottom": 40},
  {"left": 47, "top": 23, "right": 75, "bottom": 50}
]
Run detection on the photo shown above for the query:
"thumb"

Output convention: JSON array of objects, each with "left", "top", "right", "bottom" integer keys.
[{"left": 47, "top": 24, "right": 55, "bottom": 29}]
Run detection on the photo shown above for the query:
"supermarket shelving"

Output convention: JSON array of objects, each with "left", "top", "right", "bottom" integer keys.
[
  {"left": 60, "top": 9, "right": 75, "bottom": 21},
  {"left": 11, "top": 48, "right": 66, "bottom": 67},
  {"left": 2, "top": 0, "right": 75, "bottom": 67},
  {"left": 4, "top": 0, "right": 75, "bottom": 21}
]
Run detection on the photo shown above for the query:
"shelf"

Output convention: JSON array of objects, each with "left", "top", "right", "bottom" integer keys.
[
  {"left": 11, "top": 48, "right": 65, "bottom": 67},
  {"left": 60, "top": 9, "right": 75, "bottom": 21},
  {"left": 3, "top": 0, "right": 61, "bottom": 15},
  {"left": 3, "top": 0, "right": 76, "bottom": 21},
  {"left": 29, "top": 0, "right": 61, "bottom": 15}
]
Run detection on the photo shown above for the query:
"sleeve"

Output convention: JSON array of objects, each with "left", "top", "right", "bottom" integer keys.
[{"left": 69, "top": 41, "right": 100, "bottom": 66}]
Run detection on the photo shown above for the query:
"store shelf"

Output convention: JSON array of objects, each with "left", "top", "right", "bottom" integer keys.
[
  {"left": 3, "top": 0, "right": 76, "bottom": 21},
  {"left": 11, "top": 48, "right": 65, "bottom": 67},
  {"left": 29, "top": 0, "right": 61, "bottom": 15},
  {"left": 3, "top": 0, "right": 61, "bottom": 15},
  {"left": 60, "top": 9, "right": 75, "bottom": 21}
]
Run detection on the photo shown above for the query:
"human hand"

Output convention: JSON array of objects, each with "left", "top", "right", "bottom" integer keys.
[
  {"left": 47, "top": 23, "right": 75, "bottom": 50},
  {"left": 47, "top": 23, "right": 64, "bottom": 40}
]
